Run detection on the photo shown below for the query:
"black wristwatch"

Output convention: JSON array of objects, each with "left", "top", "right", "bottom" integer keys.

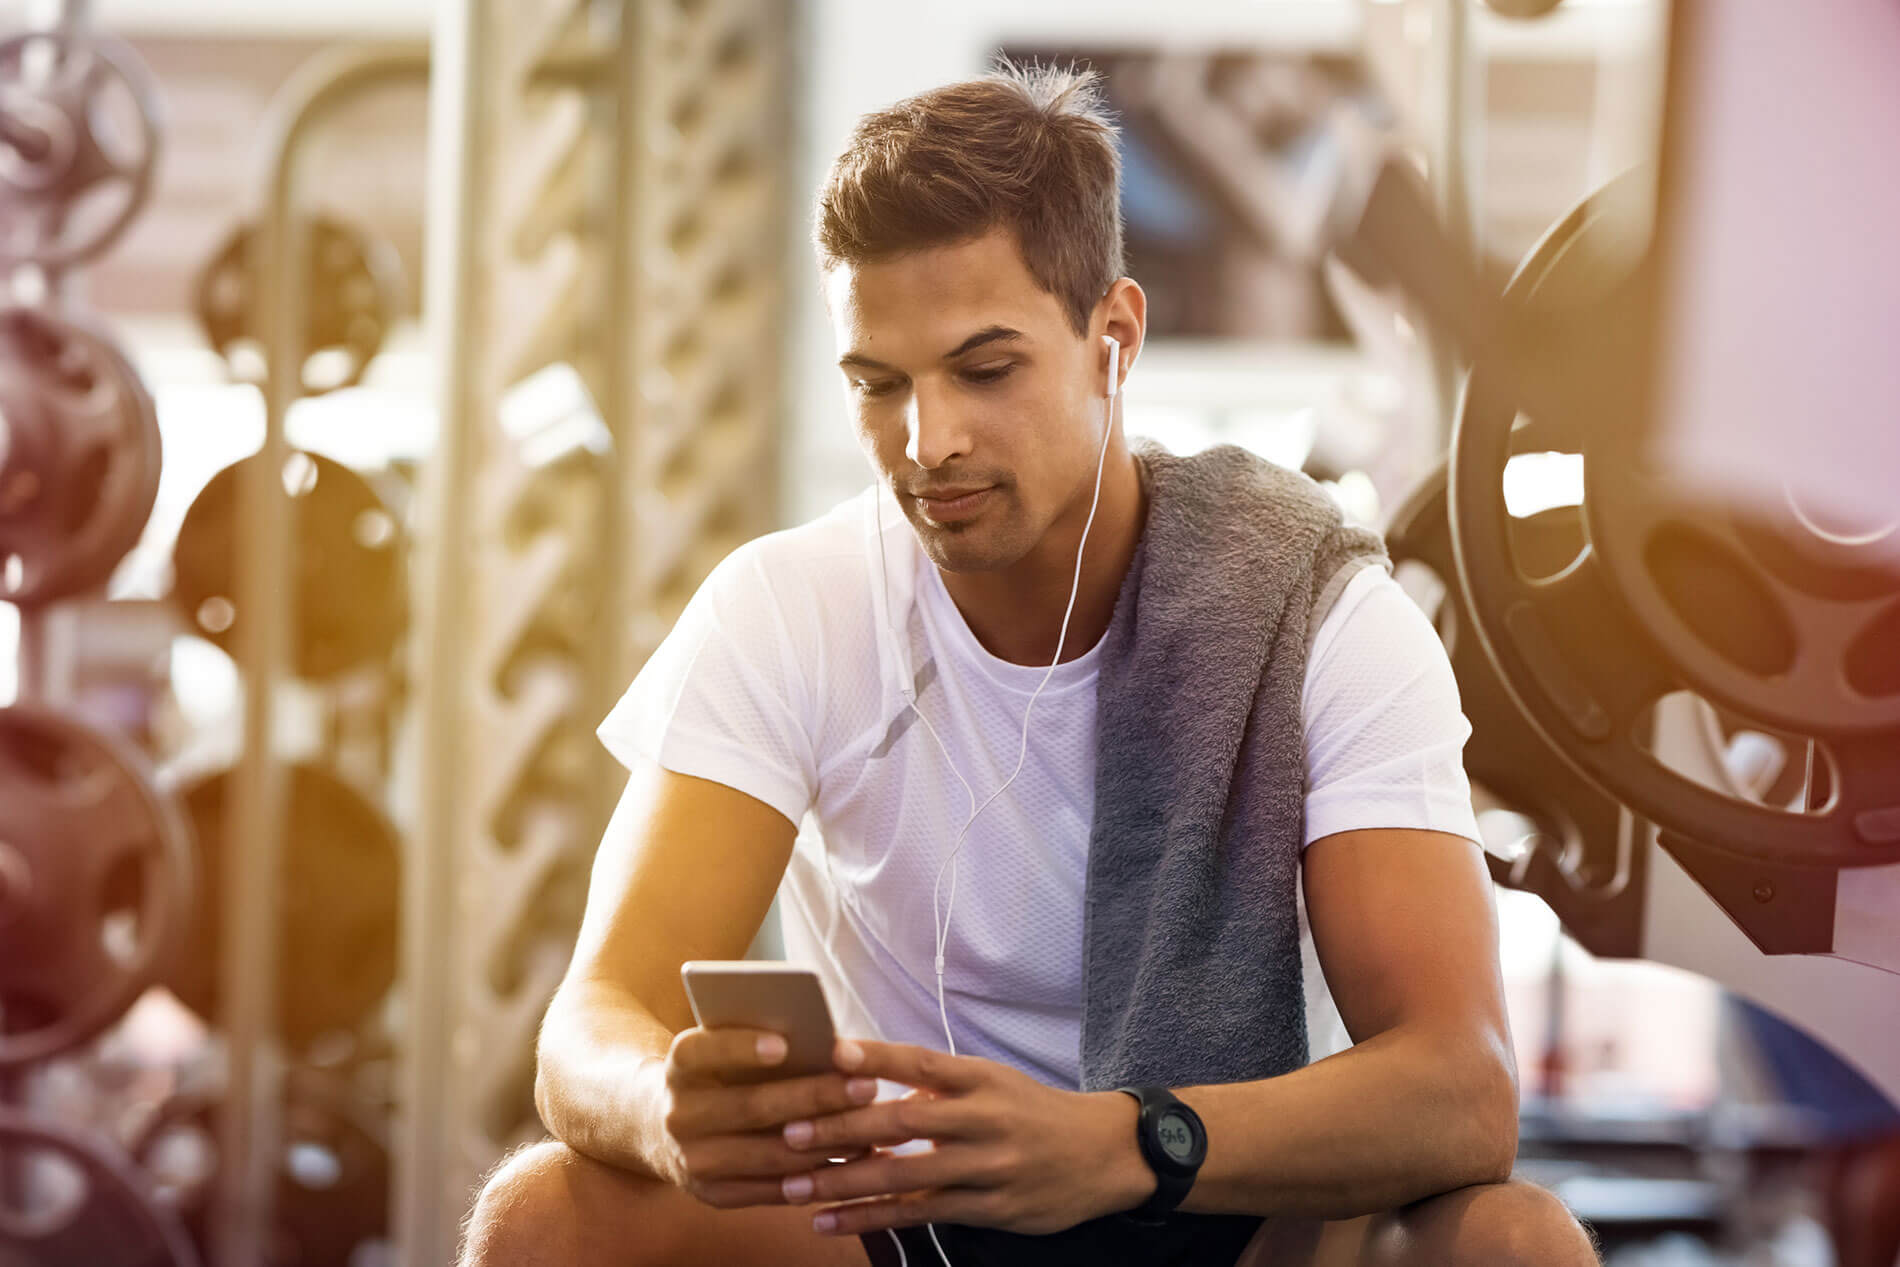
[{"left": 1114, "top": 1085, "right": 1207, "bottom": 1225}]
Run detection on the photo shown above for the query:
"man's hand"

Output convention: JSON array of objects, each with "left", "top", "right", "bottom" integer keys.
[
  {"left": 656, "top": 1026, "right": 881, "bottom": 1209},
  {"left": 776, "top": 1039, "right": 1156, "bottom": 1238}
]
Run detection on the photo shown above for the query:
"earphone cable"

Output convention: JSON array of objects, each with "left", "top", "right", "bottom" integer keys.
[
  {"left": 863, "top": 341, "right": 1122, "bottom": 1267},
  {"left": 927, "top": 381, "right": 1118, "bottom": 1053}
]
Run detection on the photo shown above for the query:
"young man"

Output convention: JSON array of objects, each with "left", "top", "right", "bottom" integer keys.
[{"left": 460, "top": 66, "right": 1599, "bottom": 1267}]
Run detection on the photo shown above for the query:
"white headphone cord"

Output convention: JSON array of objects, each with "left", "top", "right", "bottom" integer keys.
[
  {"left": 924, "top": 403, "right": 1115, "bottom": 1054},
  {"left": 872, "top": 341, "right": 1121, "bottom": 1267},
  {"left": 890, "top": 413, "right": 1112, "bottom": 1267}
]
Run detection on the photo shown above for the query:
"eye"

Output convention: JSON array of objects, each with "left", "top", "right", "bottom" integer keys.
[
  {"left": 852, "top": 378, "right": 902, "bottom": 399},
  {"left": 962, "top": 363, "right": 1016, "bottom": 386}
]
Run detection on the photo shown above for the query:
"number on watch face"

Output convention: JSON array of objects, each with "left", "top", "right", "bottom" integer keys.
[{"left": 1157, "top": 1111, "right": 1196, "bottom": 1162}]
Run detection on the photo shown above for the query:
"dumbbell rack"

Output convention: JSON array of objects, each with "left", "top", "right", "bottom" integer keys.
[
  {"left": 0, "top": 6, "right": 204, "bottom": 1265},
  {"left": 6, "top": 3, "right": 797, "bottom": 1263},
  {"left": 0, "top": 12, "right": 424, "bottom": 1264}
]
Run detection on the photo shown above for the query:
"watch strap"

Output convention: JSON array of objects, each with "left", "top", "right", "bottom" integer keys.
[{"left": 1115, "top": 1086, "right": 1200, "bottom": 1224}]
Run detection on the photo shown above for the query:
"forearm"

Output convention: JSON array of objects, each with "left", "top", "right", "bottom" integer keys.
[
  {"left": 532, "top": 978, "right": 678, "bottom": 1178},
  {"left": 1172, "top": 1025, "right": 1518, "bottom": 1220}
]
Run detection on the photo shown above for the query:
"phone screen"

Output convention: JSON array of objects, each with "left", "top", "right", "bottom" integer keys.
[{"left": 680, "top": 961, "right": 839, "bottom": 1083}]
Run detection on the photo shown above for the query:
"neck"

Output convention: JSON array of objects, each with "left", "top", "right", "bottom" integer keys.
[{"left": 937, "top": 443, "right": 1148, "bottom": 667}]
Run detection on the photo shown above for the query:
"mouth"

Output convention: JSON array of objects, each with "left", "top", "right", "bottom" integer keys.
[{"left": 911, "top": 486, "right": 996, "bottom": 523}]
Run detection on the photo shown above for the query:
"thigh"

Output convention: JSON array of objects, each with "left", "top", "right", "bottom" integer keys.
[
  {"left": 1235, "top": 1212, "right": 1374, "bottom": 1267},
  {"left": 1150, "top": 1181, "right": 1591, "bottom": 1267},
  {"left": 486, "top": 1141, "right": 874, "bottom": 1267},
  {"left": 1286, "top": 1180, "right": 1597, "bottom": 1267},
  {"left": 639, "top": 1177, "right": 876, "bottom": 1267},
  {"left": 868, "top": 1213, "right": 1268, "bottom": 1267}
]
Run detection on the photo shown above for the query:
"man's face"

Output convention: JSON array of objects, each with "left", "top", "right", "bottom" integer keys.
[{"left": 824, "top": 228, "right": 1106, "bottom": 574}]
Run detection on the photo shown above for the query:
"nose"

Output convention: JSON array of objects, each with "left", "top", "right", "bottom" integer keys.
[{"left": 903, "top": 380, "right": 972, "bottom": 470}]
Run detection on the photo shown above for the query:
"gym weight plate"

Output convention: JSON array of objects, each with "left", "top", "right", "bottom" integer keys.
[
  {"left": 0, "top": 30, "right": 161, "bottom": 271},
  {"left": 193, "top": 214, "right": 402, "bottom": 397},
  {"left": 1446, "top": 174, "right": 1900, "bottom": 869},
  {"left": 0, "top": 1108, "right": 201, "bottom": 1267},
  {"left": 0, "top": 705, "right": 194, "bottom": 1068},
  {"left": 1388, "top": 464, "right": 1644, "bottom": 957},
  {"left": 129, "top": 1078, "right": 389, "bottom": 1267},
  {"left": 0, "top": 306, "right": 162, "bottom": 605},
  {"left": 170, "top": 450, "right": 408, "bottom": 679},
  {"left": 167, "top": 764, "right": 400, "bottom": 1050}
]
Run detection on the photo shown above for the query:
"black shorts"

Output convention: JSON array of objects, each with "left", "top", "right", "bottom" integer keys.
[{"left": 859, "top": 1212, "right": 1263, "bottom": 1267}]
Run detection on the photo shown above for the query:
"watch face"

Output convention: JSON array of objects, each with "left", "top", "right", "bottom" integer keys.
[{"left": 1155, "top": 1109, "right": 1200, "bottom": 1164}]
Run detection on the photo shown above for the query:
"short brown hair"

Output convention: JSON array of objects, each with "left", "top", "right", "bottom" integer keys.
[{"left": 815, "top": 62, "right": 1125, "bottom": 337}]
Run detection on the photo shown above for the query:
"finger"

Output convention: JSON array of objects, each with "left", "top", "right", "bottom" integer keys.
[
  {"left": 832, "top": 1039, "right": 989, "bottom": 1093},
  {"left": 682, "top": 1131, "right": 850, "bottom": 1184},
  {"left": 783, "top": 1094, "right": 978, "bottom": 1154},
  {"left": 669, "top": 1071, "right": 881, "bottom": 1138},
  {"left": 784, "top": 1143, "right": 983, "bottom": 1207},
  {"left": 684, "top": 1176, "right": 789, "bottom": 1211},
  {"left": 670, "top": 1026, "right": 789, "bottom": 1084},
  {"left": 809, "top": 1188, "right": 1001, "bottom": 1237}
]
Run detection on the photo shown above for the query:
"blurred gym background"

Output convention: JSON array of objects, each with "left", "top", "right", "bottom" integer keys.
[{"left": 0, "top": 1, "right": 1894, "bottom": 1265}]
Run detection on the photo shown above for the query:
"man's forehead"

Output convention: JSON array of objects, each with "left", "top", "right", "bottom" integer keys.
[{"left": 824, "top": 233, "right": 1063, "bottom": 352}]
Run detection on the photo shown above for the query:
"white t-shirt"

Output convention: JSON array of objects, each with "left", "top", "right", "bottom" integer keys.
[{"left": 597, "top": 481, "right": 1481, "bottom": 1089}]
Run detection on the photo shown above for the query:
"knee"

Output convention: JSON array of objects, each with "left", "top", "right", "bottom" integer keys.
[
  {"left": 461, "top": 1139, "right": 673, "bottom": 1267},
  {"left": 1372, "top": 1178, "right": 1599, "bottom": 1267},
  {"left": 460, "top": 1141, "right": 579, "bottom": 1267},
  {"left": 1473, "top": 1180, "right": 1598, "bottom": 1267}
]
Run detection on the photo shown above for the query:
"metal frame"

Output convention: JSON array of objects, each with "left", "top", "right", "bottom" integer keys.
[
  {"left": 406, "top": 5, "right": 796, "bottom": 1262},
  {"left": 212, "top": 44, "right": 427, "bottom": 1267}
]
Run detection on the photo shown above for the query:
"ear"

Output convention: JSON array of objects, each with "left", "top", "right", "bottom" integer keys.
[{"left": 1096, "top": 277, "right": 1147, "bottom": 395}]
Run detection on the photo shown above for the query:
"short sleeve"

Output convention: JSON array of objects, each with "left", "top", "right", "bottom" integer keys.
[
  {"left": 1299, "top": 566, "right": 1482, "bottom": 848},
  {"left": 595, "top": 542, "right": 819, "bottom": 826}
]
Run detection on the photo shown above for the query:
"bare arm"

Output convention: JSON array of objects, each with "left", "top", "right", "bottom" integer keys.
[
  {"left": 1172, "top": 827, "right": 1519, "bottom": 1219},
  {"left": 532, "top": 758, "right": 798, "bottom": 1177},
  {"left": 753, "top": 827, "right": 1519, "bottom": 1238}
]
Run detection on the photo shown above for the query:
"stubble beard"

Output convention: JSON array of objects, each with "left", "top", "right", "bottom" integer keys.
[{"left": 903, "top": 489, "right": 1027, "bottom": 574}]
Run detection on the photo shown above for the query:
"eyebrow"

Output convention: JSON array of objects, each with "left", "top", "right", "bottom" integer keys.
[{"left": 838, "top": 325, "right": 1026, "bottom": 373}]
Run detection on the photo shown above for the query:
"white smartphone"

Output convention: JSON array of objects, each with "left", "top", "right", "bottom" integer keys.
[{"left": 679, "top": 960, "right": 839, "bottom": 1084}]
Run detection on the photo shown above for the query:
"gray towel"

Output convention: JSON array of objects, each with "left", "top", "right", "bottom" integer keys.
[{"left": 1079, "top": 439, "right": 1389, "bottom": 1091}]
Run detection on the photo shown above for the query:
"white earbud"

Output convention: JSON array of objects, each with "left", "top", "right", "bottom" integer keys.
[{"left": 1103, "top": 333, "right": 1121, "bottom": 400}]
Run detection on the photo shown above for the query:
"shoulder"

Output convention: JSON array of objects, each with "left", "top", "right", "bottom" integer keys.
[
  {"left": 697, "top": 487, "right": 876, "bottom": 616},
  {"left": 1300, "top": 564, "right": 1479, "bottom": 843},
  {"left": 669, "top": 487, "right": 890, "bottom": 708},
  {"left": 1308, "top": 565, "right": 1442, "bottom": 678},
  {"left": 1302, "top": 564, "right": 1463, "bottom": 740},
  {"left": 720, "top": 487, "right": 870, "bottom": 572}
]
